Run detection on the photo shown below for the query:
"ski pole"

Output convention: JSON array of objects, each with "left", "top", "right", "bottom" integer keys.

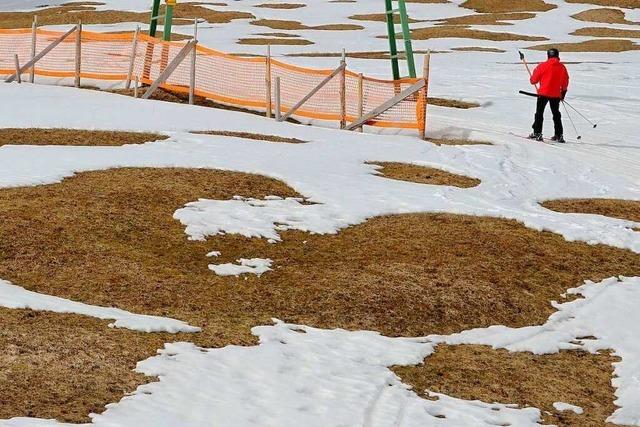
[
  {"left": 519, "top": 51, "right": 539, "bottom": 91},
  {"left": 562, "top": 99, "right": 597, "bottom": 128},
  {"left": 562, "top": 101, "right": 582, "bottom": 140}
]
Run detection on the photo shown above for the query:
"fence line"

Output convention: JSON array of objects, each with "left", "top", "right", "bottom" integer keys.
[{"left": 0, "top": 27, "right": 428, "bottom": 134}]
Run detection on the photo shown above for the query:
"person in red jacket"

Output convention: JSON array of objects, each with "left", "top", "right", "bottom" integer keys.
[{"left": 528, "top": 48, "right": 569, "bottom": 142}]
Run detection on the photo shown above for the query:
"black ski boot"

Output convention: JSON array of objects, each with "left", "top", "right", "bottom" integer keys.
[
  {"left": 528, "top": 132, "right": 543, "bottom": 141},
  {"left": 551, "top": 135, "right": 566, "bottom": 143}
]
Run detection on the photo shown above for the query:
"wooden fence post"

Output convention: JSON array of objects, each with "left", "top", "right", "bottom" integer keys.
[
  {"left": 357, "top": 73, "right": 364, "bottom": 132},
  {"left": 126, "top": 26, "right": 140, "bottom": 90},
  {"left": 274, "top": 77, "right": 281, "bottom": 121},
  {"left": 14, "top": 55, "right": 21, "bottom": 84},
  {"left": 74, "top": 21, "right": 82, "bottom": 88},
  {"left": 30, "top": 15, "right": 37, "bottom": 83},
  {"left": 142, "top": 40, "right": 196, "bottom": 99},
  {"left": 339, "top": 49, "right": 346, "bottom": 129},
  {"left": 420, "top": 51, "right": 431, "bottom": 140},
  {"left": 134, "top": 76, "right": 139, "bottom": 98},
  {"left": 189, "top": 19, "right": 199, "bottom": 105},
  {"left": 265, "top": 44, "right": 272, "bottom": 118}
]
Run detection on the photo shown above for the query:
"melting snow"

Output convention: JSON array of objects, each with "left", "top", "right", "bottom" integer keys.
[{"left": 553, "top": 402, "right": 584, "bottom": 415}]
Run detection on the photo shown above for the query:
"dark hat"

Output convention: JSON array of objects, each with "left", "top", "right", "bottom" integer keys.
[{"left": 547, "top": 48, "right": 560, "bottom": 59}]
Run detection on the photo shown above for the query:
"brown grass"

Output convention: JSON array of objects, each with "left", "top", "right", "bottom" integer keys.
[
  {"left": 2, "top": 167, "right": 639, "bottom": 420},
  {"left": 108, "top": 29, "right": 193, "bottom": 41},
  {"left": 0, "top": 3, "right": 252, "bottom": 29},
  {"left": 528, "top": 39, "right": 640, "bottom": 52},
  {"left": 254, "top": 3, "right": 306, "bottom": 8},
  {"left": 572, "top": 8, "right": 638, "bottom": 25},
  {"left": 451, "top": 46, "right": 507, "bottom": 52},
  {"left": 368, "top": 162, "right": 480, "bottom": 188},
  {"left": 435, "top": 12, "right": 536, "bottom": 26},
  {"left": 566, "top": 0, "right": 640, "bottom": 8},
  {"left": 349, "top": 13, "right": 422, "bottom": 24},
  {"left": 238, "top": 37, "right": 313, "bottom": 45},
  {"left": 460, "top": 0, "right": 557, "bottom": 13},
  {"left": 429, "top": 97, "right": 481, "bottom": 109},
  {"left": 286, "top": 50, "right": 445, "bottom": 59},
  {"left": 255, "top": 32, "right": 301, "bottom": 38},
  {"left": 571, "top": 27, "right": 640, "bottom": 38},
  {"left": 542, "top": 198, "right": 640, "bottom": 223},
  {"left": 0, "top": 128, "right": 166, "bottom": 146},
  {"left": 394, "top": 345, "right": 619, "bottom": 427},
  {"left": 427, "top": 137, "right": 492, "bottom": 145},
  {"left": 250, "top": 19, "right": 363, "bottom": 31},
  {"left": 408, "top": 26, "right": 547, "bottom": 42},
  {"left": 191, "top": 130, "right": 306, "bottom": 144}
]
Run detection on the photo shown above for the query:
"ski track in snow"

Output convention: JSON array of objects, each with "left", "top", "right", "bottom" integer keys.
[{"left": 0, "top": 280, "right": 200, "bottom": 333}]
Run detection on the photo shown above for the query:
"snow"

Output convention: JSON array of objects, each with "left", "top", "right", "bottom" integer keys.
[
  {"left": 209, "top": 258, "right": 273, "bottom": 277},
  {"left": 205, "top": 250, "right": 221, "bottom": 257},
  {"left": 0, "top": 321, "right": 547, "bottom": 427},
  {"left": 553, "top": 402, "right": 584, "bottom": 415},
  {"left": 0, "top": 279, "right": 200, "bottom": 334}
]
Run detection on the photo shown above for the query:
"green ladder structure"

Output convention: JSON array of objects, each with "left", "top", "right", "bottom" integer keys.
[
  {"left": 384, "top": 0, "right": 416, "bottom": 80},
  {"left": 149, "top": 0, "right": 176, "bottom": 41}
]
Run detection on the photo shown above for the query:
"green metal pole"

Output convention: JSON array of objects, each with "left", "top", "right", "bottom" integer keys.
[
  {"left": 397, "top": 0, "right": 416, "bottom": 78},
  {"left": 384, "top": 0, "right": 400, "bottom": 80},
  {"left": 163, "top": 0, "right": 175, "bottom": 41},
  {"left": 149, "top": 0, "right": 161, "bottom": 37}
]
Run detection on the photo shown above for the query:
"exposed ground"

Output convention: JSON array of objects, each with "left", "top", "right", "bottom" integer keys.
[
  {"left": 368, "top": 162, "right": 481, "bottom": 188},
  {"left": 427, "top": 137, "right": 492, "bottom": 145},
  {"left": 571, "top": 8, "right": 638, "bottom": 25},
  {"left": 0, "top": 3, "right": 253, "bottom": 29},
  {"left": 542, "top": 198, "right": 640, "bottom": 223},
  {"left": 571, "top": 27, "right": 640, "bottom": 38},
  {"left": 408, "top": 26, "right": 547, "bottom": 42},
  {"left": 429, "top": 97, "right": 481, "bottom": 109},
  {"left": 565, "top": 0, "right": 640, "bottom": 8},
  {"left": 0, "top": 128, "right": 166, "bottom": 146},
  {"left": 528, "top": 39, "right": 640, "bottom": 52},
  {"left": 191, "top": 130, "right": 306, "bottom": 144},
  {"left": 238, "top": 37, "right": 313, "bottom": 45},
  {"left": 434, "top": 12, "right": 536, "bottom": 26},
  {"left": 460, "top": 0, "right": 557, "bottom": 13},
  {"left": 249, "top": 19, "right": 363, "bottom": 31},
  {"left": 451, "top": 46, "right": 507, "bottom": 52},
  {"left": 0, "top": 167, "right": 638, "bottom": 421},
  {"left": 394, "top": 345, "right": 619, "bottom": 427}
]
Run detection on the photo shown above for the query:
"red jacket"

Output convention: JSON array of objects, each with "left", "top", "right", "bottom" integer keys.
[{"left": 530, "top": 57, "right": 569, "bottom": 99}]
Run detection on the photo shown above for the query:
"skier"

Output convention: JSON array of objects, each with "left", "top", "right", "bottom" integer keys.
[{"left": 528, "top": 48, "right": 569, "bottom": 143}]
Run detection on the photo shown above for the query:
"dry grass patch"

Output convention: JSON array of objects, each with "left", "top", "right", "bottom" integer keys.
[
  {"left": 572, "top": 8, "right": 638, "bottom": 25},
  {"left": 427, "top": 137, "right": 492, "bottom": 145},
  {"left": 572, "top": 27, "right": 640, "bottom": 38},
  {"left": 528, "top": 39, "right": 640, "bottom": 52},
  {"left": 461, "top": 0, "right": 556, "bottom": 13},
  {"left": 429, "top": 97, "right": 480, "bottom": 109},
  {"left": 349, "top": 13, "right": 422, "bottom": 24},
  {"left": 255, "top": 32, "right": 300, "bottom": 37},
  {"left": 368, "top": 162, "right": 480, "bottom": 188},
  {"left": 191, "top": 130, "right": 306, "bottom": 144},
  {"left": 542, "top": 198, "right": 640, "bottom": 223},
  {"left": 452, "top": 46, "right": 506, "bottom": 52},
  {"left": 566, "top": 0, "right": 640, "bottom": 8},
  {"left": 0, "top": 308, "right": 182, "bottom": 423},
  {"left": 0, "top": 3, "right": 252, "bottom": 28},
  {"left": 1, "top": 169, "right": 639, "bottom": 419},
  {"left": 286, "top": 50, "right": 444, "bottom": 59},
  {"left": 408, "top": 26, "right": 547, "bottom": 42},
  {"left": 0, "top": 128, "right": 166, "bottom": 146},
  {"left": 238, "top": 37, "right": 313, "bottom": 45},
  {"left": 254, "top": 3, "right": 306, "bottom": 8},
  {"left": 250, "top": 19, "right": 363, "bottom": 31},
  {"left": 435, "top": 12, "right": 536, "bottom": 26},
  {"left": 394, "top": 345, "right": 618, "bottom": 427}
]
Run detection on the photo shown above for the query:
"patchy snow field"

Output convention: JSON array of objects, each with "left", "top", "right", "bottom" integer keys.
[{"left": 1, "top": 0, "right": 640, "bottom": 425}]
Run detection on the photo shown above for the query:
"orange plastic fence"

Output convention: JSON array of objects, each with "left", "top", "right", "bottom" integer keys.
[{"left": 0, "top": 28, "right": 427, "bottom": 132}]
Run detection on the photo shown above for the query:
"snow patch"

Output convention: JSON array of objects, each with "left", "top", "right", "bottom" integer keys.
[
  {"left": 209, "top": 258, "right": 273, "bottom": 277},
  {"left": 0, "top": 279, "right": 200, "bottom": 334},
  {"left": 553, "top": 402, "right": 584, "bottom": 415}
]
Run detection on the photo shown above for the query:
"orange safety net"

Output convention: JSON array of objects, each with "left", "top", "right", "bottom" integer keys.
[{"left": 0, "top": 28, "right": 428, "bottom": 132}]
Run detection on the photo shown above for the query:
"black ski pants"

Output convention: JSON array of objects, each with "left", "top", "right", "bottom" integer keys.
[{"left": 532, "top": 96, "right": 563, "bottom": 137}]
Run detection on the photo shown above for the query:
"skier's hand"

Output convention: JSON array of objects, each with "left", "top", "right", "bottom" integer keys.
[{"left": 561, "top": 90, "right": 567, "bottom": 100}]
